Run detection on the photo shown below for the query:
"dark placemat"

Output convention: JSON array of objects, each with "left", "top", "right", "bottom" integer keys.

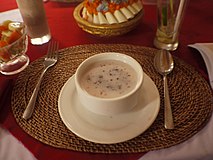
[{"left": 11, "top": 44, "right": 213, "bottom": 153}]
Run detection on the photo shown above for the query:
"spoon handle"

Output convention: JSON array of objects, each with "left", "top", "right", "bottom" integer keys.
[{"left": 163, "top": 75, "right": 174, "bottom": 129}]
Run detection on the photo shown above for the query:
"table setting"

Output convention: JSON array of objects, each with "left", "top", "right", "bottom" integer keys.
[{"left": 1, "top": 0, "right": 213, "bottom": 160}]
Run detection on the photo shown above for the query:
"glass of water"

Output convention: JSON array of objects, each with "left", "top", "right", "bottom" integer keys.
[{"left": 16, "top": 0, "right": 51, "bottom": 45}]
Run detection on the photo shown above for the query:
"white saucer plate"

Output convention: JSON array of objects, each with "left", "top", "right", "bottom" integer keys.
[{"left": 58, "top": 73, "right": 160, "bottom": 144}]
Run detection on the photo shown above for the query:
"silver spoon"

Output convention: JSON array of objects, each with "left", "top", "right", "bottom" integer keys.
[{"left": 154, "top": 50, "right": 174, "bottom": 129}]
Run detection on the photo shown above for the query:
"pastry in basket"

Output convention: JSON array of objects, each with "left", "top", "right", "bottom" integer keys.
[{"left": 82, "top": 0, "right": 143, "bottom": 24}]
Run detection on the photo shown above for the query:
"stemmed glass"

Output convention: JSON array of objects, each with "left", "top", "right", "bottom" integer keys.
[{"left": 0, "top": 21, "right": 29, "bottom": 75}]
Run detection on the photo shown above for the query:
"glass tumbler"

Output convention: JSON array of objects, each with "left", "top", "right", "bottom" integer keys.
[
  {"left": 16, "top": 0, "right": 51, "bottom": 45},
  {"left": 154, "top": 0, "right": 187, "bottom": 51}
]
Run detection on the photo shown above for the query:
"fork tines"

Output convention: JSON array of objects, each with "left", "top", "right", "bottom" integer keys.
[{"left": 46, "top": 41, "right": 59, "bottom": 59}]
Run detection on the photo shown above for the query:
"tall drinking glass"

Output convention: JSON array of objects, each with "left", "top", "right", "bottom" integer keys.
[
  {"left": 16, "top": 0, "right": 51, "bottom": 45},
  {"left": 154, "top": 0, "right": 187, "bottom": 51}
]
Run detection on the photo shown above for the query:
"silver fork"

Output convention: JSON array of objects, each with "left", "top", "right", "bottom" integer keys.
[{"left": 23, "top": 41, "right": 59, "bottom": 120}]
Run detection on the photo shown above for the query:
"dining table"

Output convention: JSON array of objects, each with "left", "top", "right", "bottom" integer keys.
[{"left": 0, "top": 0, "right": 213, "bottom": 160}]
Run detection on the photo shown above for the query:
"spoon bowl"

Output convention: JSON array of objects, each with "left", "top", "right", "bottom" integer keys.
[
  {"left": 154, "top": 50, "right": 174, "bottom": 129},
  {"left": 154, "top": 50, "right": 174, "bottom": 75}
]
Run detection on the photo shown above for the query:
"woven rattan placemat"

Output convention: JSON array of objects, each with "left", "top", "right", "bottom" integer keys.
[{"left": 11, "top": 44, "right": 213, "bottom": 153}]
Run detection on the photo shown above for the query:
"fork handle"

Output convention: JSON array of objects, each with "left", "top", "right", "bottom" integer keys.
[{"left": 22, "top": 68, "right": 48, "bottom": 120}]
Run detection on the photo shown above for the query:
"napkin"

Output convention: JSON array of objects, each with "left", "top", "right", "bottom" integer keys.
[
  {"left": 0, "top": 9, "right": 22, "bottom": 22},
  {"left": 140, "top": 112, "right": 213, "bottom": 160},
  {"left": 188, "top": 43, "right": 213, "bottom": 89},
  {"left": 0, "top": 127, "right": 37, "bottom": 160}
]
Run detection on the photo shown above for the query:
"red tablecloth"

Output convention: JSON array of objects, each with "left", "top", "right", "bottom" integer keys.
[{"left": 0, "top": 0, "right": 213, "bottom": 159}]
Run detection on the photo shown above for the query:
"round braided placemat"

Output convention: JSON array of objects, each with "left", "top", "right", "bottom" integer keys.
[{"left": 11, "top": 44, "right": 213, "bottom": 153}]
